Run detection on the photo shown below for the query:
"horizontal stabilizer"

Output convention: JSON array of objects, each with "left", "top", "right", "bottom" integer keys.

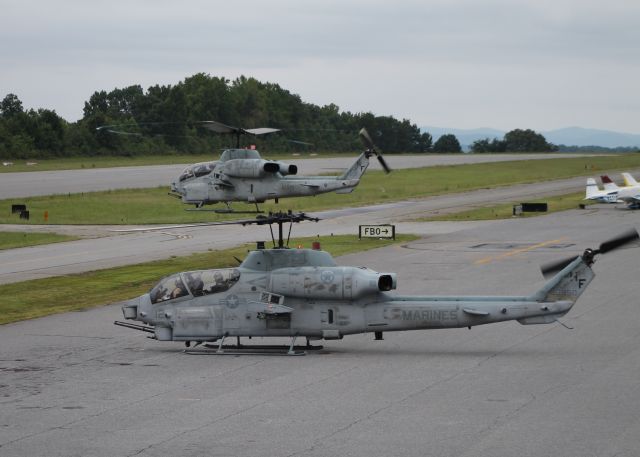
[
  {"left": 463, "top": 308, "right": 490, "bottom": 316},
  {"left": 518, "top": 315, "right": 558, "bottom": 325}
]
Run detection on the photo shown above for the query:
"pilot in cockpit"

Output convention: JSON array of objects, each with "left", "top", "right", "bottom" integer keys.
[
  {"left": 208, "top": 271, "right": 227, "bottom": 294},
  {"left": 186, "top": 273, "right": 205, "bottom": 296}
]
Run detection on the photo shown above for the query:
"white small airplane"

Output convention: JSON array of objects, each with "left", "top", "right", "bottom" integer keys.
[
  {"left": 585, "top": 177, "right": 619, "bottom": 203},
  {"left": 594, "top": 174, "right": 640, "bottom": 209}
]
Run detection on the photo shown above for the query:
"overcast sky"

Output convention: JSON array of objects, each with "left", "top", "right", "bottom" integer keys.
[{"left": 2, "top": 0, "right": 639, "bottom": 133}]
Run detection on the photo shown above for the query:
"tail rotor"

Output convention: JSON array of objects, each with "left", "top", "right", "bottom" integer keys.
[
  {"left": 359, "top": 128, "right": 391, "bottom": 174},
  {"left": 541, "top": 228, "right": 639, "bottom": 279}
]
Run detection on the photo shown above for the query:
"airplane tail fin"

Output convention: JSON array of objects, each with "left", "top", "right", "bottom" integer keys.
[
  {"left": 586, "top": 178, "right": 600, "bottom": 199},
  {"left": 601, "top": 175, "right": 620, "bottom": 191},
  {"left": 622, "top": 172, "right": 639, "bottom": 187},
  {"left": 339, "top": 152, "right": 370, "bottom": 181}
]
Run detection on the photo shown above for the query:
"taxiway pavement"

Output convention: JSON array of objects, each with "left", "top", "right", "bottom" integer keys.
[{"left": 0, "top": 207, "right": 639, "bottom": 457}]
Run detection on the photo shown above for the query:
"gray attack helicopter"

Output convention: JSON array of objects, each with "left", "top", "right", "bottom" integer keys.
[
  {"left": 115, "top": 213, "right": 638, "bottom": 355},
  {"left": 168, "top": 121, "right": 390, "bottom": 213}
]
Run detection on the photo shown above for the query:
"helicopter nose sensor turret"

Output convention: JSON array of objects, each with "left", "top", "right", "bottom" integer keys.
[
  {"left": 170, "top": 180, "right": 183, "bottom": 195},
  {"left": 121, "top": 296, "right": 140, "bottom": 319}
]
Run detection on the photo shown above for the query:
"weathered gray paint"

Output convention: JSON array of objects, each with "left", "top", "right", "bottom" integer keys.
[
  {"left": 171, "top": 148, "right": 370, "bottom": 206},
  {"left": 122, "top": 248, "right": 595, "bottom": 343}
]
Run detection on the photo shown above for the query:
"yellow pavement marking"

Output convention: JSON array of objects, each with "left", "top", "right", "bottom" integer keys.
[{"left": 475, "top": 238, "right": 567, "bottom": 265}]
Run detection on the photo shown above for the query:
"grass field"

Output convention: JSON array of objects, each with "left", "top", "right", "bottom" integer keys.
[
  {"left": 0, "top": 234, "right": 417, "bottom": 325},
  {"left": 419, "top": 192, "right": 596, "bottom": 221},
  {"left": 0, "top": 231, "right": 78, "bottom": 250},
  {"left": 3, "top": 155, "right": 640, "bottom": 225}
]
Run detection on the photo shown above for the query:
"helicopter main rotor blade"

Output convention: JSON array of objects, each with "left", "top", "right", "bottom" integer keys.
[
  {"left": 110, "top": 219, "right": 253, "bottom": 233},
  {"left": 245, "top": 127, "right": 281, "bottom": 135},
  {"left": 199, "top": 122, "right": 280, "bottom": 137},
  {"left": 199, "top": 120, "right": 241, "bottom": 134},
  {"left": 110, "top": 211, "right": 321, "bottom": 233},
  {"left": 287, "top": 139, "right": 315, "bottom": 146}
]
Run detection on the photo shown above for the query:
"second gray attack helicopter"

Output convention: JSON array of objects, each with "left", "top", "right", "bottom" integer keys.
[
  {"left": 170, "top": 121, "right": 390, "bottom": 213},
  {"left": 116, "top": 213, "right": 639, "bottom": 355}
]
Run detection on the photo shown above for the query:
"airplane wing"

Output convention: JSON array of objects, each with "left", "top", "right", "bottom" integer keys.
[{"left": 623, "top": 194, "right": 640, "bottom": 204}]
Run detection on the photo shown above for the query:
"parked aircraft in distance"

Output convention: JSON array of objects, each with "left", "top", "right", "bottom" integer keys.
[
  {"left": 585, "top": 177, "right": 618, "bottom": 203},
  {"left": 590, "top": 175, "right": 640, "bottom": 209}
]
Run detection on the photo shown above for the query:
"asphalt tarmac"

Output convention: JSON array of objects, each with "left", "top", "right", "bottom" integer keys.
[
  {"left": 1, "top": 207, "right": 639, "bottom": 457},
  {"left": 1, "top": 153, "right": 598, "bottom": 199}
]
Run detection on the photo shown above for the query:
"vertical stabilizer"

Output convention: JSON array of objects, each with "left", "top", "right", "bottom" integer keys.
[
  {"left": 601, "top": 175, "right": 620, "bottom": 191},
  {"left": 586, "top": 178, "right": 600, "bottom": 199},
  {"left": 339, "top": 152, "right": 370, "bottom": 180},
  {"left": 622, "top": 172, "right": 639, "bottom": 187},
  {"left": 533, "top": 256, "right": 595, "bottom": 306}
]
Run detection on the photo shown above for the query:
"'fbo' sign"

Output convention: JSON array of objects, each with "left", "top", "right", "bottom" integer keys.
[{"left": 359, "top": 224, "right": 395, "bottom": 240}]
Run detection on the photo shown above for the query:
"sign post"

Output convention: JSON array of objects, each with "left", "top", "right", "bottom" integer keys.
[{"left": 359, "top": 224, "right": 395, "bottom": 240}]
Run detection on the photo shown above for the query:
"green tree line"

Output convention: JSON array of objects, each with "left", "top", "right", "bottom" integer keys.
[
  {"left": 0, "top": 74, "right": 434, "bottom": 159},
  {"left": 471, "top": 129, "right": 557, "bottom": 153},
  {"left": 1, "top": 73, "right": 565, "bottom": 158}
]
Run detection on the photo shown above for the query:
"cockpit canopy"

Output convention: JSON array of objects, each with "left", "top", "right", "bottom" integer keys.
[
  {"left": 219, "top": 148, "right": 261, "bottom": 162},
  {"left": 149, "top": 268, "right": 241, "bottom": 304},
  {"left": 178, "top": 161, "right": 217, "bottom": 182}
]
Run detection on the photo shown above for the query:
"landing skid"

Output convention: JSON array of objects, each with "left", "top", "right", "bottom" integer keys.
[
  {"left": 184, "top": 336, "right": 324, "bottom": 356},
  {"left": 185, "top": 202, "right": 264, "bottom": 214},
  {"left": 213, "top": 209, "right": 264, "bottom": 214},
  {"left": 184, "top": 345, "right": 314, "bottom": 356}
]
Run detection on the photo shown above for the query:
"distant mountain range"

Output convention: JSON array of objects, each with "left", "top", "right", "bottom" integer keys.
[{"left": 423, "top": 126, "right": 640, "bottom": 149}]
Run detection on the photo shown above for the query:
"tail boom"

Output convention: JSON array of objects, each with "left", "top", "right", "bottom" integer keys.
[{"left": 364, "top": 256, "right": 594, "bottom": 332}]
